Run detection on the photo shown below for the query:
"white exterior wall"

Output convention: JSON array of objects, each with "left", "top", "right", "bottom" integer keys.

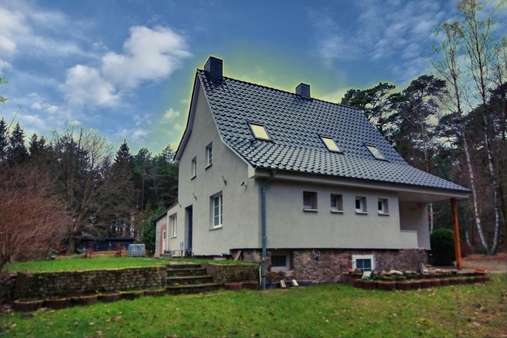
[
  {"left": 154, "top": 215, "right": 167, "bottom": 257},
  {"left": 174, "top": 86, "right": 260, "bottom": 256},
  {"left": 399, "top": 201, "right": 430, "bottom": 249},
  {"left": 264, "top": 181, "right": 419, "bottom": 249}
]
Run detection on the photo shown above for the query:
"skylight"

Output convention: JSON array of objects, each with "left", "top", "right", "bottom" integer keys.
[
  {"left": 321, "top": 137, "right": 342, "bottom": 153},
  {"left": 250, "top": 123, "right": 270, "bottom": 141},
  {"left": 366, "top": 145, "right": 386, "bottom": 160}
]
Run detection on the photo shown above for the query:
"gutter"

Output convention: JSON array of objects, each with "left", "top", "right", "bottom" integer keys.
[{"left": 259, "top": 178, "right": 269, "bottom": 289}]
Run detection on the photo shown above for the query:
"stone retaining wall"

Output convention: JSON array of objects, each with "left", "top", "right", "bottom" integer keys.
[
  {"left": 205, "top": 264, "right": 259, "bottom": 284},
  {"left": 13, "top": 266, "right": 167, "bottom": 299}
]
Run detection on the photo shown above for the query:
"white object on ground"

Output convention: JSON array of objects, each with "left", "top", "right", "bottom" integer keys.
[{"left": 291, "top": 279, "right": 299, "bottom": 287}]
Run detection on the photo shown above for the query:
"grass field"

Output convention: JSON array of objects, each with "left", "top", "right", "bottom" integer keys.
[
  {"left": 1, "top": 274, "right": 505, "bottom": 337},
  {"left": 4, "top": 256, "right": 254, "bottom": 273}
]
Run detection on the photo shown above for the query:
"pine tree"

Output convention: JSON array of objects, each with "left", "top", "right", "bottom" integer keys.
[
  {"left": 0, "top": 118, "right": 8, "bottom": 162},
  {"left": 8, "top": 123, "right": 28, "bottom": 165}
]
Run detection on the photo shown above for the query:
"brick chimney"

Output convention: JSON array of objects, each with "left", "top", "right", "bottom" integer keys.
[
  {"left": 204, "top": 56, "right": 223, "bottom": 82},
  {"left": 296, "top": 83, "right": 310, "bottom": 99}
]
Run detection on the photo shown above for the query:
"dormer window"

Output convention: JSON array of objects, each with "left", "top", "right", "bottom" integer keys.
[
  {"left": 321, "top": 137, "right": 342, "bottom": 153},
  {"left": 366, "top": 145, "right": 385, "bottom": 160},
  {"left": 249, "top": 123, "right": 270, "bottom": 141}
]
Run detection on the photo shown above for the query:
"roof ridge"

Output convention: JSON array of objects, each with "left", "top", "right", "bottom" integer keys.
[{"left": 196, "top": 69, "right": 364, "bottom": 114}]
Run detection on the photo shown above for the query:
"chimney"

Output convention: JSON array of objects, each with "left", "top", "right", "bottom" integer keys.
[
  {"left": 296, "top": 83, "right": 310, "bottom": 99},
  {"left": 204, "top": 56, "right": 223, "bottom": 82}
]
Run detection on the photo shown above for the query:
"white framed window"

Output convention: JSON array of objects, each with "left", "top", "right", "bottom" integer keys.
[
  {"left": 191, "top": 157, "right": 197, "bottom": 179},
  {"left": 205, "top": 143, "right": 213, "bottom": 167},
  {"left": 303, "top": 191, "right": 318, "bottom": 211},
  {"left": 366, "top": 145, "right": 386, "bottom": 160},
  {"left": 210, "top": 192, "right": 223, "bottom": 228},
  {"left": 249, "top": 123, "right": 270, "bottom": 141},
  {"left": 270, "top": 254, "right": 290, "bottom": 272},
  {"left": 352, "top": 254, "right": 375, "bottom": 272},
  {"left": 355, "top": 196, "right": 367, "bottom": 214},
  {"left": 321, "top": 137, "right": 342, "bottom": 153},
  {"left": 330, "top": 193, "right": 343, "bottom": 213},
  {"left": 378, "top": 198, "right": 389, "bottom": 215},
  {"left": 169, "top": 214, "right": 177, "bottom": 238}
]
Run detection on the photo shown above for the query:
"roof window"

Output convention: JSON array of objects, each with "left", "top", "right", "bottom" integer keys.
[
  {"left": 321, "top": 137, "right": 342, "bottom": 153},
  {"left": 366, "top": 145, "right": 386, "bottom": 160},
  {"left": 250, "top": 123, "right": 270, "bottom": 141}
]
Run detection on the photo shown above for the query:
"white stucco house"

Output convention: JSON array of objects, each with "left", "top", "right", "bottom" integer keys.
[{"left": 155, "top": 56, "right": 469, "bottom": 282}]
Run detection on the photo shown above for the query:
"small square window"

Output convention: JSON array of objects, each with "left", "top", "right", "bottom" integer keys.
[
  {"left": 321, "top": 137, "right": 342, "bottom": 153},
  {"left": 378, "top": 198, "right": 389, "bottom": 215},
  {"left": 366, "top": 145, "right": 386, "bottom": 160},
  {"left": 210, "top": 192, "right": 223, "bottom": 228},
  {"left": 270, "top": 254, "right": 290, "bottom": 272},
  {"left": 191, "top": 157, "right": 197, "bottom": 179},
  {"left": 352, "top": 254, "right": 375, "bottom": 272},
  {"left": 303, "top": 191, "right": 318, "bottom": 211},
  {"left": 250, "top": 123, "right": 270, "bottom": 141},
  {"left": 355, "top": 196, "right": 367, "bottom": 214},
  {"left": 330, "top": 194, "right": 343, "bottom": 213},
  {"left": 205, "top": 143, "right": 213, "bottom": 167}
]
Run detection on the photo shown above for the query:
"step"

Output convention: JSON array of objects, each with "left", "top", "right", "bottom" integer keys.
[
  {"left": 167, "top": 263, "right": 202, "bottom": 269},
  {"left": 166, "top": 275, "right": 214, "bottom": 286},
  {"left": 166, "top": 267, "right": 208, "bottom": 277},
  {"left": 166, "top": 282, "right": 221, "bottom": 295}
]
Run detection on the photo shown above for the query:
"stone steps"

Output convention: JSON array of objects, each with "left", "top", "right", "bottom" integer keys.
[
  {"left": 165, "top": 282, "right": 221, "bottom": 295},
  {"left": 166, "top": 275, "right": 214, "bottom": 286}
]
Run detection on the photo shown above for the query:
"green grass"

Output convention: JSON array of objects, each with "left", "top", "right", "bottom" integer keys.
[
  {"left": 1, "top": 275, "right": 506, "bottom": 338},
  {"left": 4, "top": 256, "right": 255, "bottom": 273}
]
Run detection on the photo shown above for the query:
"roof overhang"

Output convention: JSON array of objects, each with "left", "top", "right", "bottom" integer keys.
[{"left": 251, "top": 168, "right": 469, "bottom": 202}]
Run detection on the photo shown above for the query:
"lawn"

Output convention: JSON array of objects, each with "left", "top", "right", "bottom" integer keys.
[
  {"left": 4, "top": 256, "right": 254, "bottom": 273},
  {"left": 1, "top": 275, "right": 506, "bottom": 338}
]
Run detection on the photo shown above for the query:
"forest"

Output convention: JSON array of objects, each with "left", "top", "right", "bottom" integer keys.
[{"left": 0, "top": 0, "right": 505, "bottom": 267}]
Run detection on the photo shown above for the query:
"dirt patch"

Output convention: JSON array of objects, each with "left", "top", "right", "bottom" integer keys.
[{"left": 463, "top": 253, "right": 507, "bottom": 273}]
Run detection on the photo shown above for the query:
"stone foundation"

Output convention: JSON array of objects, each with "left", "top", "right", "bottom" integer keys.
[{"left": 234, "top": 248, "right": 428, "bottom": 283}]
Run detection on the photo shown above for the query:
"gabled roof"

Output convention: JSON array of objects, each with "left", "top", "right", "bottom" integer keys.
[{"left": 194, "top": 70, "right": 469, "bottom": 193}]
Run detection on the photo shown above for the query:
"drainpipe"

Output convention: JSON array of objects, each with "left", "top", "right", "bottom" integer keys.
[{"left": 259, "top": 179, "right": 269, "bottom": 289}]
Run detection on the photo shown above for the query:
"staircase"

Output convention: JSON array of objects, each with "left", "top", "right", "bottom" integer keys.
[{"left": 166, "top": 263, "right": 220, "bottom": 294}]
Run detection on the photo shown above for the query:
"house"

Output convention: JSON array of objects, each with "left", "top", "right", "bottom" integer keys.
[{"left": 155, "top": 56, "right": 469, "bottom": 283}]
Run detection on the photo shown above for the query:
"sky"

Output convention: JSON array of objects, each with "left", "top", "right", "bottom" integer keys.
[{"left": 0, "top": 0, "right": 505, "bottom": 153}]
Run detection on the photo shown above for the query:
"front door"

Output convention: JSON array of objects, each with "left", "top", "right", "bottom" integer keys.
[{"left": 185, "top": 206, "right": 193, "bottom": 255}]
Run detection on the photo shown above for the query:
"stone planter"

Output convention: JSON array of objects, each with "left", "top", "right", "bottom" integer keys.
[
  {"left": 419, "top": 279, "right": 433, "bottom": 288},
  {"left": 120, "top": 290, "right": 144, "bottom": 300},
  {"left": 376, "top": 281, "right": 396, "bottom": 290},
  {"left": 98, "top": 293, "right": 120, "bottom": 302},
  {"left": 144, "top": 289, "right": 166, "bottom": 297},
  {"left": 241, "top": 281, "right": 259, "bottom": 290},
  {"left": 224, "top": 282, "right": 242, "bottom": 290},
  {"left": 395, "top": 281, "right": 413, "bottom": 290},
  {"left": 72, "top": 294, "right": 98, "bottom": 306},
  {"left": 45, "top": 298, "right": 70, "bottom": 309}
]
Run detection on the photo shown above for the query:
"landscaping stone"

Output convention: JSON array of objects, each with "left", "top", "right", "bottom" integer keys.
[
  {"left": 224, "top": 282, "right": 242, "bottom": 290},
  {"left": 13, "top": 299, "right": 43, "bottom": 312},
  {"left": 45, "top": 298, "right": 70, "bottom": 309},
  {"left": 143, "top": 289, "right": 166, "bottom": 297},
  {"left": 72, "top": 295, "right": 98, "bottom": 306},
  {"left": 241, "top": 281, "right": 259, "bottom": 290},
  {"left": 98, "top": 293, "right": 120, "bottom": 302}
]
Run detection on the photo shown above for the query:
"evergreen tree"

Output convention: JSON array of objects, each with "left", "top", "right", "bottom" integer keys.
[
  {"left": 8, "top": 123, "right": 28, "bottom": 165},
  {"left": 0, "top": 118, "right": 8, "bottom": 162}
]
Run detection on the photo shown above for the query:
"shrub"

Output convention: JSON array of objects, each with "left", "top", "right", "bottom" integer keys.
[{"left": 430, "top": 228, "right": 455, "bottom": 266}]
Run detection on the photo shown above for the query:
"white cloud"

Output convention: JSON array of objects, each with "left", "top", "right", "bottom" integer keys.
[
  {"left": 64, "top": 65, "right": 119, "bottom": 107},
  {"left": 64, "top": 25, "right": 190, "bottom": 107},
  {"left": 102, "top": 26, "right": 190, "bottom": 88},
  {"left": 163, "top": 107, "right": 180, "bottom": 120}
]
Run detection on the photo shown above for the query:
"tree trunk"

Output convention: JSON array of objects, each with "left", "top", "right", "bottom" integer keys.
[{"left": 463, "top": 134, "right": 489, "bottom": 252}]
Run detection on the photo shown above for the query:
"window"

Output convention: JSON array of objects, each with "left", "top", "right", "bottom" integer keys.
[
  {"left": 210, "top": 192, "right": 223, "bottom": 228},
  {"left": 303, "top": 191, "right": 318, "bottom": 211},
  {"left": 321, "top": 137, "right": 342, "bottom": 153},
  {"left": 169, "top": 214, "right": 177, "bottom": 238},
  {"left": 270, "top": 254, "right": 290, "bottom": 271},
  {"left": 352, "top": 255, "right": 375, "bottom": 272},
  {"left": 378, "top": 198, "right": 389, "bottom": 215},
  {"left": 355, "top": 196, "right": 367, "bottom": 214},
  {"left": 249, "top": 123, "right": 270, "bottom": 141},
  {"left": 366, "top": 145, "right": 386, "bottom": 160},
  {"left": 191, "top": 157, "right": 197, "bottom": 179},
  {"left": 205, "top": 143, "right": 213, "bottom": 167},
  {"left": 330, "top": 194, "right": 343, "bottom": 213}
]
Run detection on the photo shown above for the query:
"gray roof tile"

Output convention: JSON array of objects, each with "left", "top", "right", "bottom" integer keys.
[{"left": 198, "top": 70, "right": 469, "bottom": 193}]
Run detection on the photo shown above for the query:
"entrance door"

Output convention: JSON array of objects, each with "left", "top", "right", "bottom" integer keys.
[{"left": 185, "top": 206, "right": 193, "bottom": 255}]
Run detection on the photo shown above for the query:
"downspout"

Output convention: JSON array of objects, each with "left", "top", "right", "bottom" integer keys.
[{"left": 259, "top": 179, "right": 269, "bottom": 289}]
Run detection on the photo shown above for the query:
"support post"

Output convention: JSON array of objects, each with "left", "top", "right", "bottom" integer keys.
[{"left": 451, "top": 198, "right": 463, "bottom": 270}]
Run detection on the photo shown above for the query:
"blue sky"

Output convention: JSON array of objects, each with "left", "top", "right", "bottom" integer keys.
[{"left": 0, "top": 0, "right": 504, "bottom": 152}]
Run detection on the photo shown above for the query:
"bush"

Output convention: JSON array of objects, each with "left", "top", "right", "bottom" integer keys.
[{"left": 430, "top": 228, "right": 455, "bottom": 266}]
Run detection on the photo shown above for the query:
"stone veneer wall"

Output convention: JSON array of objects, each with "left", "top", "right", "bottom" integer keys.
[
  {"left": 13, "top": 266, "right": 167, "bottom": 299},
  {"left": 236, "top": 249, "right": 428, "bottom": 283}
]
